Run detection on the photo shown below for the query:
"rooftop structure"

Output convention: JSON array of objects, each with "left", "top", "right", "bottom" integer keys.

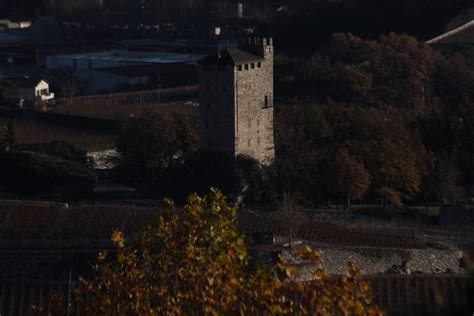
[
  {"left": 121, "top": 38, "right": 240, "bottom": 54},
  {"left": 75, "top": 63, "right": 197, "bottom": 93},
  {"left": 46, "top": 50, "right": 206, "bottom": 70}
]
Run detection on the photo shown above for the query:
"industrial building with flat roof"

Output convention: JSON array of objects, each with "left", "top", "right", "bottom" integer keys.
[{"left": 46, "top": 50, "right": 206, "bottom": 70}]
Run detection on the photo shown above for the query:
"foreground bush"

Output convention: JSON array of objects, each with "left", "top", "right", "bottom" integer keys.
[{"left": 50, "top": 189, "right": 382, "bottom": 315}]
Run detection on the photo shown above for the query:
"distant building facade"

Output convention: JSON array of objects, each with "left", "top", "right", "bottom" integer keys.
[
  {"left": 199, "top": 37, "right": 274, "bottom": 165},
  {"left": 46, "top": 50, "right": 205, "bottom": 71},
  {"left": 76, "top": 63, "right": 197, "bottom": 94}
]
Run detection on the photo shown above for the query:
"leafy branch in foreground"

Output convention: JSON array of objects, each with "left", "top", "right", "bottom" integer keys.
[{"left": 48, "top": 189, "right": 382, "bottom": 315}]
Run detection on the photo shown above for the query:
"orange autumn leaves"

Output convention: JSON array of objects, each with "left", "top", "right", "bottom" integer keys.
[{"left": 52, "top": 190, "right": 383, "bottom": 315}]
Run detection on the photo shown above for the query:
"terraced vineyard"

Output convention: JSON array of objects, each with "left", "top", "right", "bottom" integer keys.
[
  {"left": 0, "top": 274, "right": 471, "bottom": 316},
  {"left": 1, "top": 202, "right": 473, "bottom": 250},
  {"left": 238, "top": 213, "right": 421, "bottom": 249}
]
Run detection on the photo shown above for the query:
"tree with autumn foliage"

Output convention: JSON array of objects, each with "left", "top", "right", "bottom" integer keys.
[
  {"left": 329, "top": 105, "right": 432, "bottom": 207},
  {"left": 116, "top": 108, "right": 198, "bottom": 184},
  {"left": 274, "top": 31, "right": 474, "bottom": 203},
  {"left": 48, "top": 189, "right": 382, "bottom": 315},
  {"left": 324, "top": 148, "right": 370, "bottom": 210},
  {"left": 275, "top": 33, "right": 436, "bottom": 110},
  {"left": 420, "top": 54, "right": 474, "bottom": 196},
  {"left": 274, "top": 105, "right": 332, "bottom": 205},
  {"left": 274, "top": 104, "right": 432, "bottom": 207},
  {"left": 327, "top": 33, "right": 435, "bottom": 110}
]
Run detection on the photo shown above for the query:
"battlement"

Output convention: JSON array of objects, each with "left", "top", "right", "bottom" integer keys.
[
  {"left": 245, "top": 37, "right": 273, "bottom": 47},
  {"left": 242, "top": 37, "right": 273, "bottom": 59}
]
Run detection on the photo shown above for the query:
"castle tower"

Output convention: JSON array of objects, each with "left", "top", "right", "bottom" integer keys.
[{"left": 199, "top": 37, "right": 275, "bottom": 165}]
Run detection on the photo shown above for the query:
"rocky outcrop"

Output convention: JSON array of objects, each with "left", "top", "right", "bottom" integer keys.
[
  {"left": 318, "top": 245, "right": 463, "bottom": 275},
  {"left": 87, "top": 148, "right": 119, "bottom": 170}
]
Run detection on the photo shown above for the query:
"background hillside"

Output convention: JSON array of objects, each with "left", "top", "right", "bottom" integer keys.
[{"left": 2, "top": 0, "right": 473, "bottom": 47}]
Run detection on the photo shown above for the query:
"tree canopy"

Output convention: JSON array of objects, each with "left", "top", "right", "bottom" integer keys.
[
  {"left": 274, "top": 104, "right": 432, "bottom": 207},
  {"left": 116, "top": 108, "right": 198, "bottom": 184},
  {"left": 274, "top": 32, "right": 473, "bottom": 205}
]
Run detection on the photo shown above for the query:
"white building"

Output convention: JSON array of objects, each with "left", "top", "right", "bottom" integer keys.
[
  {"left": 0, "top": 19, "right": 31, "bottom": 31},
  {"left": 3, "top": 78, "right": 54, "bottom": 104}
]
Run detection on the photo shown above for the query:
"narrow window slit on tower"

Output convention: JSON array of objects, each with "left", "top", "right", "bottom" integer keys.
[
  {"left": 244, "top": 64, "right": 249, "bottom": 70},
  {"left": 251, "top": 63, "right": 255, "bottom": 69},
  {"left": 238, "top": 65, "right": 243, "bottom": 71},
  {"left": 264, "top": 95, "right": 268, "bottom": 107},
  {"left": 257, "top": 62, "right": 262, "bottom": 68}
]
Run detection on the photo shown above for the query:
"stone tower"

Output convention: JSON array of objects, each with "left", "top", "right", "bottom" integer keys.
[{"left": 199, "top": 37, "right": 275, "bottom": 165}]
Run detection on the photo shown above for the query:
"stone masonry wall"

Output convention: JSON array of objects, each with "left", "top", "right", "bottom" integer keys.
[
  {"left": 235, "top": 40, "right": 275, "bottom": 164},
  {"left": 199, "top": 65, "right": 235, "bottom": 153}
]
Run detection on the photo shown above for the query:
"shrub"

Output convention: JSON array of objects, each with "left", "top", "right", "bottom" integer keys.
[
  {"left": 45, "top": 140, "right": 90, "bottom": 165},
  {"left": 49, "top": 189, "right": 382, "bottom": 315},
  {"left": 157, "top": 150, "right": 276, "bottom": 204}
]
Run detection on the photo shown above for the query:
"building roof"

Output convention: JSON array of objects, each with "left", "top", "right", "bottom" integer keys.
[
  {"left": 427, "top": 20, "right": 474, "bottom": 44},
  {"left": 200, "top": 48, "right": 263, "bottom": 66},
  {"left": 49, "top": 50, "right": 206, "bottom": 65},
  {"left": 96, "top": 63, "right": 197, "bottom": 78}
]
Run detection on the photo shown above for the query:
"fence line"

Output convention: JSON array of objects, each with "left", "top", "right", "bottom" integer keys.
[{"left": 56, "top": 85, "right": 198, "bottom": 107}]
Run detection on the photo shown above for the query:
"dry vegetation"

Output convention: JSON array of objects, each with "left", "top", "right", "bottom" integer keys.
[
  {"left": 0, "top": 203, "right": 162, "bottom": 239},
  {"left": 0, "top": 117, "right": 116, "bottom": 151},
  {"left": 0, "top": 202, "right": 433, "bottom": 249},
  {"left": 53, "top": 102, "right": 198, "bottom": 121}
]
